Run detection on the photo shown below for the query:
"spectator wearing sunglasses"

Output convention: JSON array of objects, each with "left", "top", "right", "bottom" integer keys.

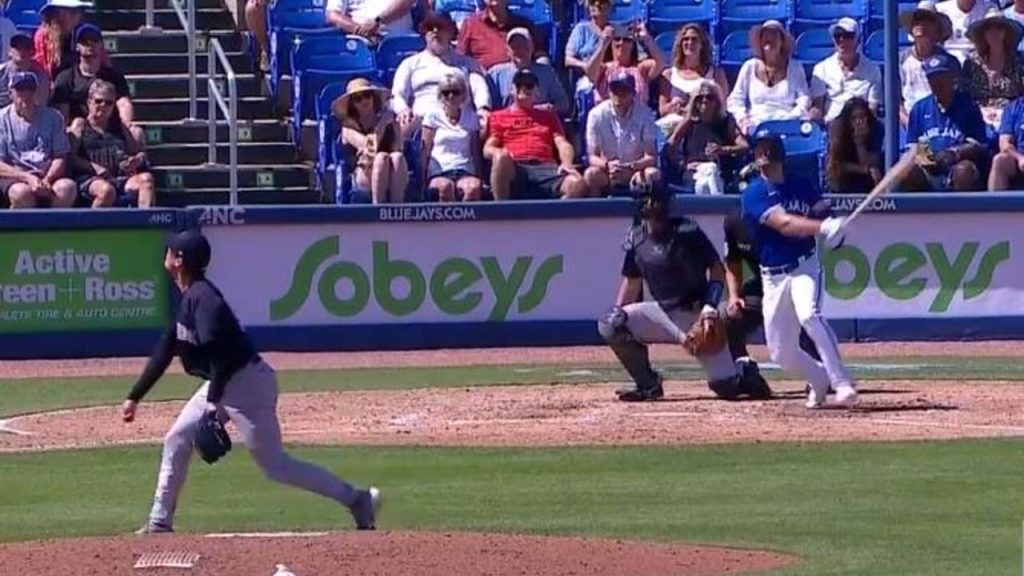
[
  {"left": 69, "top": 80, "right": 154, "bottom": 208},
  {"left": 809, "top": 18, "right": 881, "bottom": 124},
  {"left": 489, "top": 27, "right": 569, "bottom": 114},
  {"left": 336, "top": 77, "right": 407, "bottom": 204},
  {"left": 587, "top": 21, "right": 664, "bottom": 106},
  {"left": 420, "top": 72, "right": 484, "bottom": 201}
]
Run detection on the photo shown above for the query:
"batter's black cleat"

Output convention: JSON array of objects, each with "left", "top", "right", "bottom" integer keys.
[{"left": 617, "top": 385, "right": 665, "bottom": 402}]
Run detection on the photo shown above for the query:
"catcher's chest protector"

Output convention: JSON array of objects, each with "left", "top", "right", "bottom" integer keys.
[{"left": 633, "top": 229, "right": 709, "bottom": 309}]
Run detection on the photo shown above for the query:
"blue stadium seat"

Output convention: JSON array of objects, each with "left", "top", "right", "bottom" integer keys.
[
  {"left": 316, "top": 80, "right": 349, "bottom": 183},
  {"left": 868, "top": 0, "right": 917, "bottom": 18},
  {"left": 7, "top": 9, "right": 40, "bottom": 28},
  {"left": 7, "top": 0, "right": 45, "bottom": 13},
  {"left": 648, "top": 0, "right": 716, "bottom": 37},
  {"left": 794, "top": 0, "right": 868, "bottom": 25},
  {"left": 864, "top": 29, "right": 910, "bottom": 62},
  {"left": 794, "top": 28, "right": 835, "bottom": 66},
  {"left": 268, "top": 7, "right": 337, "bottom": 99},
  {"left": 753, "top": 119, "right": 826, "bottom": 192},
  {"left": 575, "top": 0, "right": 645, "bottom": 24},
  {"left": 377, "top": 34, "right": 425, "bottom": 86},
  {"left": 654, "top": 31, "right": 676, "bottom": 60},
  {"left": 719, "top": 30, "right": 753, "bottom": 83},
  {"left": 291, "top": 36, "right": 375, "bottom": 143},
  {"left": 719, "top": 0, "right": 792, "bottom": 36}
]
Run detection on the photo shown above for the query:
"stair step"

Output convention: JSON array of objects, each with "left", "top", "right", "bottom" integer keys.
[
  {"left": 88, "top": 9, "right": 236, "bottom": 32},
  {"left": 157, "top": 187, "right": 323, "bottom": 206},
  {"left": 153, "top": 165, "right": 313, "bottom": 189},
  {"left": 134, "top": 96, "right": 274, "bottom": 122},
  {"left": 138, "top": 120, "right": 289, "bottom": 144},
  {"left": 147, "top": 142, "right": 298, "bottom": 165},
  {"left": 113, "top": 52, "right": 251, "bottom": 75},
  {"left": 95, "top": 0, "right": 225, "bottom": 10},
  {"left": 105, "top": 30, "right": 244, "bottom": 54},
  {"left": 128, "top": 74, "right": 262, "bottom": 99}
]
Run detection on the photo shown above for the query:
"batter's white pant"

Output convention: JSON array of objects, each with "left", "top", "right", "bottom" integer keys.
[
  {"left": 761, "top": 256, "right": 853, "bottom": 397},
  {"left": 148, "top": 360, "right": 360, "bottom": 527}
]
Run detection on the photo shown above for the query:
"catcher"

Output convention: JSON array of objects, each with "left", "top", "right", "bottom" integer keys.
[{"left": 598, "top": 183, "right": 753, "bottom": 401}]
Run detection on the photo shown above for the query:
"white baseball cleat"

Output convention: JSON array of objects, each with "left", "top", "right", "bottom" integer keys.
[
  {"left": 833, "top": 385, "right": 859, "bottom": 407},
  {"left": 805, "top": 382, "right": 828, "bottom": 409}
]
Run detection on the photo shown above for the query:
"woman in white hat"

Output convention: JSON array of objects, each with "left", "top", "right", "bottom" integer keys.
[
  {"left": 964, "top": 7, "right": 1024, "bottom": 129},
  {"left": 335, "top": 77, "right": 408, "bottom": 204},
  {"left": 898, "top": 1, "right": 954, "bottom": 126},
  {"left": 725, "top": 19, "right": 810, "bottom": 135},
  {"left": 34, "top": 0, "right": 108, "bottom": 78}
]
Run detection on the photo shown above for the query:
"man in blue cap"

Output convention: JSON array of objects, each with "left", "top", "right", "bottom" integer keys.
[
  {"left": 0, "top": 33, "right": 49, "bottom": 108},
  {"left": 52, "top": 23, "right": 134, "bottom": 128},
  {"left": 0, "top": 71, "right": 76, "bottom": 208},
  {"left": 902, "top": 51, "right": 989, "bottom": 191}
]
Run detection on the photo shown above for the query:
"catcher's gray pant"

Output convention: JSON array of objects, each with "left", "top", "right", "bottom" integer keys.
[
  {"left": 148, "top": 360, "right": 360, "bottom": 528},
  {"left": 599, "top": 301, "right": 739, "bottom": 388}
]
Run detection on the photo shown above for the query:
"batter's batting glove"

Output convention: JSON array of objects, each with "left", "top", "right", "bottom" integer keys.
[{"left": 194, "top": 412, "right": 232, "bottom": 465}]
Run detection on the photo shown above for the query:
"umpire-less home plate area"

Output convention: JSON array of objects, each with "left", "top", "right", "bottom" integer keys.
[{"left": 1, "top": 342, "right": 1022, "bottom": 575}]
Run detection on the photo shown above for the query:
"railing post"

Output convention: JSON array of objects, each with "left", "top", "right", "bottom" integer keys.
[
  {"left": 228, "top": 67, "right": 238, "bottom": 206},
  {"left": 206, "top": 38, "right": 240, "bottom": 206},
  {"left": 187, "top": 0, "right": 197, "bottom": 121},
  {"left": 208, "top": 38, "right": 216, "bottom": 166},
  {"left": 139, "top": 0, "right": 163, "bottom": 35}
]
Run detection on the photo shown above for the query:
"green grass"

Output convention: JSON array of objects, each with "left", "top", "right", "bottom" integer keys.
[
  {"left": 2, "top": 356, "right": 1023, "bottom": 418},
  {"left": 1, "top": 441, "right": 1021, "bottom": 575}
]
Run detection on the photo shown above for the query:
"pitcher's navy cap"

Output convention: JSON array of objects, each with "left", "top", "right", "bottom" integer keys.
[{"left": 167, "top": 229, "right": 211, "bottom": 272}]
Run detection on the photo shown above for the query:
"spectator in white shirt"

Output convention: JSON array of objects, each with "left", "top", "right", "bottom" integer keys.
[
  {"left": 325, "top": 0, "right": 415, "bottom": 44},
  {"left": 726, "top": 19, "right": 810, "bottom": 134},
  {"left": 419, "top": 72, "right": 484, "bottom": 202},
  {"left": 1004, "top": 0, "right": 1024, "bottom": 51},
  {"left": 810, "top": 17, "right": 882, "bottom": 123},
  {"left": 583, "top": 70, "right": 661, "bottom": 196},
  {"left": 899, "top": 1, "right": 954, "bottom": 126},
  {"left": 391, "top": 13, "right": 491, "bottom": 137},
  {"left": 656, "top": 24, "right": 730, "bottom": 137},
  {"left": 936, "top": 0, "right": 996, "bottom": 62}
]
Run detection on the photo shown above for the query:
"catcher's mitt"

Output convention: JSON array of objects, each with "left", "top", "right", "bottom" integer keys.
[
  {"left": 194, "top": 411, "right": 232, "bottom": 465},
  {"left": 683, "top": 313, "right": 727, "bottom": 357}
]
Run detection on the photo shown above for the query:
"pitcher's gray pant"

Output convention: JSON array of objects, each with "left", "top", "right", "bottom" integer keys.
[
  {"left": 148, "top": 360, "right": 359, "bottom": 527},
  {"left": 599, "top": 301, "right": 739, "bottom": 390}
]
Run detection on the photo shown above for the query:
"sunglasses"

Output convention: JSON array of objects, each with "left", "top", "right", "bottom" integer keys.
[
  {"left": 681, "top": 35, "right": 701, "bottom": 43},
  {"left": 440, "top": 89, "right": 463, "bottom": 97},
  {"left": 833, "top": 32, "right": 856, "bottom": 42},
  {"left": 91, "top": 97, "right": 113, "bottom": 106},
  {"left": 353, "top": 92, "right": 375, "bottom": 102}
]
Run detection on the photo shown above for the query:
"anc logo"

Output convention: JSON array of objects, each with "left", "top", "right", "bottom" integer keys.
[{"left": 270, "top": 236, "right": 564, "bottom": 321}]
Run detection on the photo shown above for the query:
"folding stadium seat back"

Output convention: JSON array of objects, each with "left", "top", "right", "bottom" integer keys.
[
  {"left": 268, "top": 8, "right": 336, "bottom": 94},
  {"left": 869, "top": 0, "right": 917, "bottom": 18},
  {"left": 654, "top": 31, "right": 676, "bottom": 60},
  {"left": 377, "top": 34, "right": 426, "bottom": 86},
  {"left": 316, "top": 80, "right": 350, "bottom": 179},
  {"left": 7, "top": 0, "right": 46, "bottom": 13},
  {"left": 794, "top": 28, "right": 836, "bottom": 66},
  {"left": 794, "top": 0, "right": 868, "bottom": 24},
  {"left": 292, "top": 35, "right": 375, "bottom": 74},
  {"left": 648, "top": 0, "right": 716, "bottom": 37},
  {"left": 719, "top": 0, "right": 792, "bottom": 36},
  {"left": 293, "top": 67, "right": 376, "bottom": 144},
  {"left": 753, "top": 119, "right": 825, "bottom": 155},
  {"left": 864, "top": 29, "right": 910, "bottom": 62}
]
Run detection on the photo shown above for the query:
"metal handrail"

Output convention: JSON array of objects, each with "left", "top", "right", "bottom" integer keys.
[
  {"left": 207, "top": 37, "right": 239, "bottom": 205},
  {"left": 169, "top": 0, "right": 198, "bottom": 121}
]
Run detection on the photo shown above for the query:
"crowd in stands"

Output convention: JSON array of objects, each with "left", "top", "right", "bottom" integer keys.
[
  {"left": 0, "top": 0, "right": 153, "bottom": 210},
  {"left": 251, "top": 0, "right": 1024, "bottom": 203}
]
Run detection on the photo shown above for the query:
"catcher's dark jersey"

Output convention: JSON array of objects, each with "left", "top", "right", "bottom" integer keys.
[
  {"left": 723, "top": 210, "right": 761, "bottom": 293},
  {"left": 621, "top": 217, "right": 720, "bottom": 310}
]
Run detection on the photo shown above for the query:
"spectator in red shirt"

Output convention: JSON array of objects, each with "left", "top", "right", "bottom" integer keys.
[
  {"left": 457, "top": 0, "right": 548, "bottom": 71},
  {"left": 484, "top": 69, "right": 588, "bottom": 199}
]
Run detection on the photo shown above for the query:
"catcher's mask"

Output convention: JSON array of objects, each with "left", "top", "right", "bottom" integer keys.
[{"left": 636, "top": 180, "right": 671, "bottom": 221}]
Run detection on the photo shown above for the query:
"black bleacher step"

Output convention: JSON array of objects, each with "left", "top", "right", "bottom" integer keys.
[
  {"left": 95, "top": 0, "right": 224, "bottom": 11},
  {"left": 105, "top": 30, "right": 243, "bottom": 55},
  {"left": 156, "top": 187, "right": 323, "bottom": 206},
  {"left": 133, "top": 97, "right": 274, "bottom": 122},
  {"left": 128, "top": 74, "right": 262, "bottom": 99},
  {"left": 88, "top": 9, "right": 236, "bottom": 32},
  {"left": 147, "top": 142, "right": 298, "bottom": 165},
  {"left": 139, "top": 120, "right": 289, "bottom": 144},
  {"left": 113, "top": 52, "right": 250, "bottom": 75},
  {"left": 153, "top": 165, "right": 313, "bottom": 189}
]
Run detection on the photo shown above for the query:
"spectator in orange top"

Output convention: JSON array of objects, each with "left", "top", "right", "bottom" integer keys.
[
  {"left": 483, "top": 69, "right": 588, "bottom": 199},
  {"left": 457, "top": 0, "right": 548, "bottom": 71},
  {"left": 35, "top": 0, "right": 110, "bottom": 80}
]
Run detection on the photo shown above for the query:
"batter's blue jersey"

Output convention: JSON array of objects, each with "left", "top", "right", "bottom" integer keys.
[
  {"left": 905, "top": 90, "right": 988, "bottom": 152},
  {"left": 740, "top": 175, "right": 820, "bottom": 268}
]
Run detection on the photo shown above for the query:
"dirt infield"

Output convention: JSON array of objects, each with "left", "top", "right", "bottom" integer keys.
[{"left": 0, "top": 531, "right": 798, "bottom": 576}]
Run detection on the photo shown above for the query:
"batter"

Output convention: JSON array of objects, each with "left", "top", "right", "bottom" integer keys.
[
  {"left": 739, "top": 134, "right": 858, "bottom": 408},
  {"left": 122, "top": 229, "right": 380, "bottom": 533}
]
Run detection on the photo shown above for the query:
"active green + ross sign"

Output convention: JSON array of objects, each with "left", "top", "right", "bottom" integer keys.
[{"left": 0, "top": 229, "right": 170, "bottom": 332}]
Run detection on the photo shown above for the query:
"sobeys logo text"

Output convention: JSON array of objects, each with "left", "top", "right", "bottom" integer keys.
[
  {"left": 270, "top": 236, "right": 564, "bottom": 321},
  {"left": 822, "top": 241, "right": 1009, "bottom": 312}
]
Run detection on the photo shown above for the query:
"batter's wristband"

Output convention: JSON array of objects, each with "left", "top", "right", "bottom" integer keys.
[{"left": 705, "top": 281, "right": 724, "bottom": 308}]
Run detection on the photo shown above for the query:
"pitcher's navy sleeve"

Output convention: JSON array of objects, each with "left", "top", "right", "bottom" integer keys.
[{"left": 126, "top": 322, "right": 175, "bottom": 402}]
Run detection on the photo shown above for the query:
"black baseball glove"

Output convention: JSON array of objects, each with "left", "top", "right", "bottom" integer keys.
[{"left": 194, "top": 411, "right": 232, "bottom": 464}]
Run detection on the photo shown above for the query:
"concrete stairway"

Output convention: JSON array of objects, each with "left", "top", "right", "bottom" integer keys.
[{"left": 91, "top": 0, "right": 319, "bottom": 205}]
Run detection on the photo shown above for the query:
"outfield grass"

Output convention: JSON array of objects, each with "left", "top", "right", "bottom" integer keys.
[
  {"left": 0, "top": 441, "right": 1020, "bottom": 575},
  {"left": 1, "top": 356, "right": 1021, "bottom": 418}
]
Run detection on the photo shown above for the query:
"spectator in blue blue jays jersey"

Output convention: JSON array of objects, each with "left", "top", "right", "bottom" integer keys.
[
  {"left": 902, "top": 51, "right": 989, "bottom": 191},
  {"left": 987, "top": 95, "right": 1024, "bottom": 189}
]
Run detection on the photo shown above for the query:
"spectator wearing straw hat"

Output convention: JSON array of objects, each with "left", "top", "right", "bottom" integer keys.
[
  {"left": 963, "top": 7, "right": 1024, "bottom": 130},
  {"left": 335, "top": 77, "right": 408, "bottom": 204},
  {"left": 903, "top": 52, "right": 988, "bottom": 191},
  {"left": 809, "top": 17, "right": 881, "bottom": 124},
  {"left": 0, "top": 33, "right": 49, "bottom": 108},
  {"left": 726, "top": 19, "right": 810, "bottom": 135},
  {"left": 937, "top": 0, "right": 997, "bottom": 62},
  {"left": 899, "top": 1, "right": 955, "bottom": 126}
]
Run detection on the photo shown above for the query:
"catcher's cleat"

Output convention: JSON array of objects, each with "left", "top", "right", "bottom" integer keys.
[
  {"left": 737, "top": 360, "right": 773, "bottom": 400},
  {"left": 617, "top": 385, "right": 664, "bottom": 402}
]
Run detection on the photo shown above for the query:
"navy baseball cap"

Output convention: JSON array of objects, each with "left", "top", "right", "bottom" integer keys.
[
  {"left": 9, "top": 33, "right": 32, "bottom": 49},
  {"left": 74, "top": 23, "right": 102, "bottom": 44},
  {"left": 167, "top": 230, "right": 212, "bottom": 272},
  {"left": 9, "top": 71, "right": 37, "bottom": 91},
  {"left": 608, "top": 69, "right": 637, "bottom": 93},
  {"left": 923, "top": 52, "right": 959, "bottom": 78},
  {"left": 512, "top": 68, "right": 538, "bottom": 88}
]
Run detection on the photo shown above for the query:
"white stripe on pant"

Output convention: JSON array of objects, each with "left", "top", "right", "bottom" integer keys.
[{"left": 148, "top": 360, "right": 359, "bottom": 527}]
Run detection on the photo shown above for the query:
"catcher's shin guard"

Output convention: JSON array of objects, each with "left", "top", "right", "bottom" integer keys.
[{"left": 597, "top": 315, "right": 662, "bottom": 393}]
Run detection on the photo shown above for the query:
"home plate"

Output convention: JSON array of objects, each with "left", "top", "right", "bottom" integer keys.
[
  {"left": 133, "top": 551, "right": 200, "bottom": 569},
  {"left": 204, "top": 531, "right": 330, "bottom": 538}
]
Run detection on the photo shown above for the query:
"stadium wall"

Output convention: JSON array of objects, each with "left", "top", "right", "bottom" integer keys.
[{"left": 0, "top": 195, "right": 1020, "bottom": 359}]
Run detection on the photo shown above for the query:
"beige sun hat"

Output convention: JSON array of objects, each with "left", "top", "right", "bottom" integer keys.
[
  {"left": 331, "top": 77, "right": 390, "bottom": 120},
  {"left": 966, "top": 6, "right": 1024, "bottom": 52},
  {"left": 748, "top": 19, "right": 795, "bottom": 60},
  {"left": 899, "top": 0, "right": 954, "bottom": 42}
]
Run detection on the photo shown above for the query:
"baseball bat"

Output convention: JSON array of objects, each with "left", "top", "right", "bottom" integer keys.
[{"left": 843, "top": 147, "right": 918, "bottom": 228}]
